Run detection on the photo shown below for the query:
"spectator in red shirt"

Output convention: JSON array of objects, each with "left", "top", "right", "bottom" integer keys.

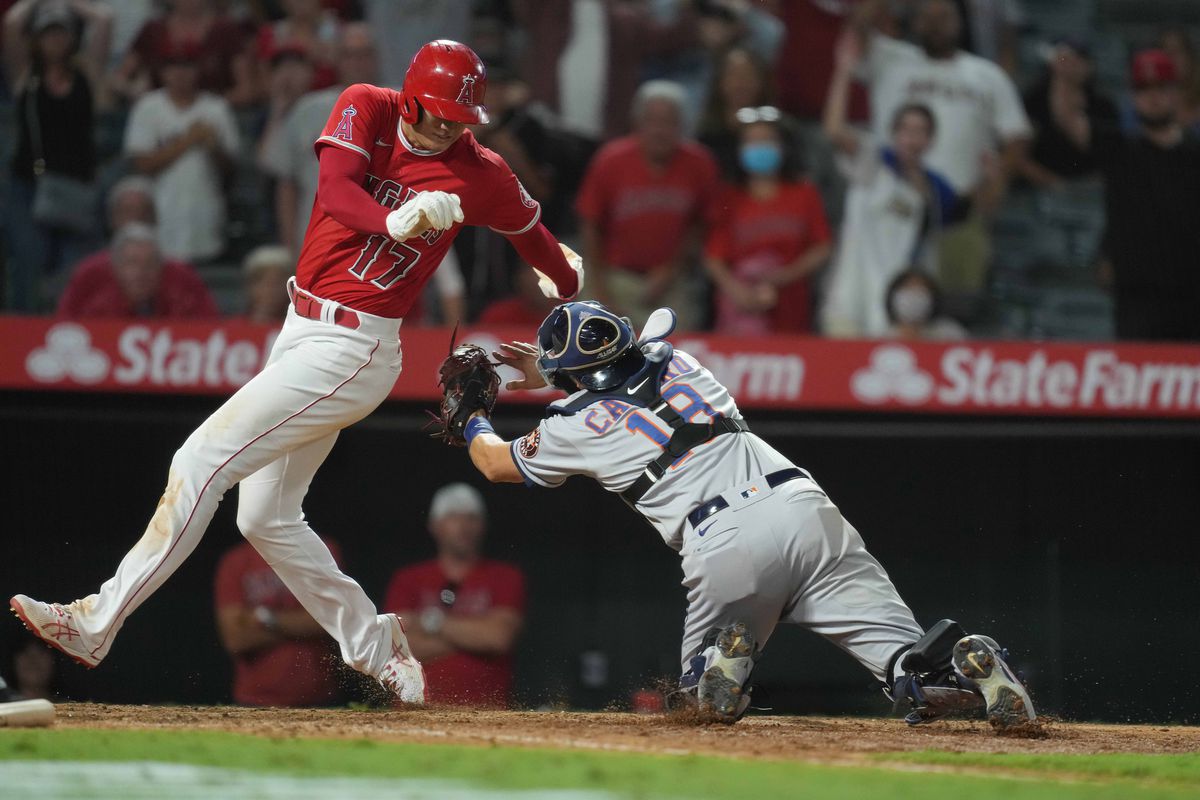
[
  {"left": 477, "top": 267, "right": 557, "bottom": 329},
  {"left": 577, "top": 80, "right": 719, "bottom": 330},
  {"left": 383, "top": 484, "right": 525, "bottom": 708},
  {"left": 705, "top": 107, "right": 833, "bottom": 335},
  {"left": 58, "top": 176, "right": 208, "bottom": 316},
  {"left": 214, "top": 538, "right": 342, "bottom": 707},
  {"left": 57, "top": 222, "right": 218, "bottom": 318}
]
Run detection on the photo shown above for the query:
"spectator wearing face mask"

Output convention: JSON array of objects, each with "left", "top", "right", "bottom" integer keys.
[
  {"left": 850, "top": 0, "right": 1030, "bottom": 300},
  {"left": 820, "top": 31, "right": 962, "bottom": 338},
  {"left": 704, "top": 106, "right": 832, "bottom": 335},
  {"left": 884, "top": 269, "right": 965, "bottom": 340}
]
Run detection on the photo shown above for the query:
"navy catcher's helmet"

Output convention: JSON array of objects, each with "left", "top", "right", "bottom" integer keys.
[{"left": 536, "top": 301, "right": 645, "bottom": 392}]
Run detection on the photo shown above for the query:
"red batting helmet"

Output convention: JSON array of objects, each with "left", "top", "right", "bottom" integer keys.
[{"left": 399, "top": 40, "right": 489, "bottom": 125}]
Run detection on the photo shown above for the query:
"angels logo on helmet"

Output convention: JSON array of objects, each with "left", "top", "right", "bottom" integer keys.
[{"left": 456, "top": 75, "right": 477, "bottom": 105}]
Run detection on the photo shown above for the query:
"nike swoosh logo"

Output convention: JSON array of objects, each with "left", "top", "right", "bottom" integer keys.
[
  {"left": 627, "top": 377, "right": 649, "bottom": 394},
  {"left": 697, "top": 523, "right": 714, "bottom": 537},
  {"left": 375, "top": 139, "right": 392, "bottom": 147}
]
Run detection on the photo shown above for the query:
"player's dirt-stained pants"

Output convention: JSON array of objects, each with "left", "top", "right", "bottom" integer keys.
[
  {"left": 679, "top": 475, "right": 923, "bottom": 683},
  {"left": 70, "top": 301, "right": 405, "bottom": 675}
]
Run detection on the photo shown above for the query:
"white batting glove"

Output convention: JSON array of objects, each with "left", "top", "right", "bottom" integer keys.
[
  {"left": 385, "top": 191, "right": 464, "bottom": 242},
  {"left": 534, "top": 243, "right": 585, "bottom": 300}
]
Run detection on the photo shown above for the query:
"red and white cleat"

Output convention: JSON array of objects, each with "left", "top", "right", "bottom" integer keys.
[
  {"left": 375, "top": 614, "right": 426, "bottom": 705},
  {"left": 10, "top": 594, "right": 101, "bottom": 668}
]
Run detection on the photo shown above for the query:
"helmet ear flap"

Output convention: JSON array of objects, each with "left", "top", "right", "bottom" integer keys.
[{"left": 400, "top": 94, "right": 424, "bottom": 125}]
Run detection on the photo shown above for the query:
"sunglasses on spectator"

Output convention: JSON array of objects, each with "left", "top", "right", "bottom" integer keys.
[{"left": 735, "top": 106, "right": 782, "bottom": 124}]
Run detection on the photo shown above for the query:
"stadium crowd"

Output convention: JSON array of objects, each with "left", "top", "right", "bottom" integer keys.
[{"left": 2, "top": 0, "right": 1198, "bottom": 342}]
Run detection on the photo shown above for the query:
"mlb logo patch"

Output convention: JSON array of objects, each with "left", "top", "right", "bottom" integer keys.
[{"left": 740, "top": 486, "right": 759, "bottom": 499}]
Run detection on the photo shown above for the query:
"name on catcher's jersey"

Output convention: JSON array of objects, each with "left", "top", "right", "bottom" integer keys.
[
  {"left": 510, "top": 347, "right": 796, "bottom": 549},
  {"left": 297, "top": 83, "right": 540, "bottom": 318}
]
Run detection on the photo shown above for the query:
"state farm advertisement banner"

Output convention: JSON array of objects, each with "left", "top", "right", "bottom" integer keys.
[{"left": 4, "top": 316, "right": 1200, "bottom": 417}]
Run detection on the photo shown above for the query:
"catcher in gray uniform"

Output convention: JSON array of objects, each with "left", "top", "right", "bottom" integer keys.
[{"left": 444, "top": 301, "right": 1037, "bottom": 730}]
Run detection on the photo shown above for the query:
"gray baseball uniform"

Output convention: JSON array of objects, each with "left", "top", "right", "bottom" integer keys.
[{"left": 511, "top": 344, "right": 923, "bottom": 680}]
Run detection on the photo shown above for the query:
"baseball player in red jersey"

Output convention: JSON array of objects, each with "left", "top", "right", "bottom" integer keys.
[{"left": 10, "top": 40, "right": 582, "bottom": 705}]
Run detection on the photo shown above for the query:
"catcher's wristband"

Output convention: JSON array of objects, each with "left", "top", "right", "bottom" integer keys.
[{"left": 465, "top": 416, "right": 494, "bottom": 446}]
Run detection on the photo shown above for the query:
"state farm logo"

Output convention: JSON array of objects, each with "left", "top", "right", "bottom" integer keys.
[
  {"left": 26, "top": 324, "right": 110, "bottom": 384},
  {"left": 24, "top": 323, "right": 277, "bottom": 389},
  {"left": 851, "top": 345, "right": 933, "bottom": 405},
  {"left": 849, "top": 344, "right": 1200, "bottom": 412}
]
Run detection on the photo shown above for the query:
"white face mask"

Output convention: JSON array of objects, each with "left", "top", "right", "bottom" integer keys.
[{"left": 892, "top": 287, "right": 933, "bottom": 324}]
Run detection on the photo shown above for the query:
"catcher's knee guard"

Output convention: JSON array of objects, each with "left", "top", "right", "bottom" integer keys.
[
  {"left": 886, "top": 619, "right": 986, "bottom": 725},
  {"left": 667, "top": 622, "right": 760, "bottom": 723}
]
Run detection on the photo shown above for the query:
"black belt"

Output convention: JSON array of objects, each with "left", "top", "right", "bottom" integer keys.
[{"left": 686, "top": 467, "right": 809, "bottom": 529}]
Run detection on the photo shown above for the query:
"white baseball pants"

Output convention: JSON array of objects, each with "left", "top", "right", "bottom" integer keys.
[
  {"left": 679, "top": 477, "right": 924, "bottom": 683},
  {"left": 71, "top": 303, "right": 404, "bottom": 676}
]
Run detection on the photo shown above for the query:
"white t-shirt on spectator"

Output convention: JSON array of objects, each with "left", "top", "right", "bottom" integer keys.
[
  {"left": 124, "top": 90, "right": 239, "bottom": 262},
  {"left": 821, "top": 138, "right": 957, "bottom": 338},
  {"left": 864, "top": 34, "right": 1030, "bottom": 192}
]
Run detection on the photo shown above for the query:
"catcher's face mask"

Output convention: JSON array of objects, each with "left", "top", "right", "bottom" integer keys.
[{"left": 536, "top": 302, "right": 637, "bottom": 392}]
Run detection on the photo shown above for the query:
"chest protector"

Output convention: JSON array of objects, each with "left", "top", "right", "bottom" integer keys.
[{"left": 546, "top": 343, "right": 750, "bottom": 504}]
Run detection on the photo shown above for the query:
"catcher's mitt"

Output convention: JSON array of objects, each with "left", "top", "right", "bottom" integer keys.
[{"left": 429, "top": 342, "right": 501, "bottom": 446}]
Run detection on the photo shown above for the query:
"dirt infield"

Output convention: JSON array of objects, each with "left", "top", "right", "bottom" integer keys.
[{"left": 50, "top": 703, "right": 1200, "bottom": 762}]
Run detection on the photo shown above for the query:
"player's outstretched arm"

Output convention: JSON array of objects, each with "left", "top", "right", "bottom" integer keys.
[{"left": 465, "top": 412, "right": 523, "bottom": 484}]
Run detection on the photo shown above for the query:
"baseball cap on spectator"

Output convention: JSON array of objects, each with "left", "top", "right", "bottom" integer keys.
[
  {"left": 1131, "top": 49, "right": 1179, "bottom": 89},
  {"left": 429, "top": 483, "right": 486, "bottom": 522},
  {"left": 242, "top": 245, "right": 293, "bottom": 279}
]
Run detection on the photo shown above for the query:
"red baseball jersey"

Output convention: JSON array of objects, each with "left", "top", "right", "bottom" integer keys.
[
  {"left": 706, "top": 181, "right": 832, "bottom": 333},
  {"left": 575, "top": 135, "right": 719, "bottom": 274},
  {"left": 383, "top": 559, "right": 525, "bottom": 708},
  {"left": 297, "top": 83, "right": 541, "bottom": 318}
]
